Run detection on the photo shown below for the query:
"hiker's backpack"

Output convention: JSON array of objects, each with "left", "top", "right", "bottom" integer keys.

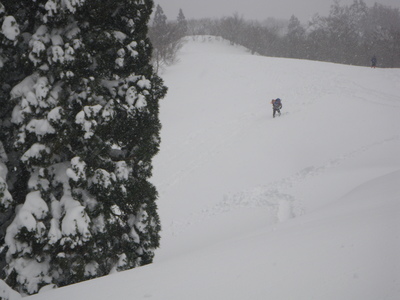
[{"left": 274, "top": 98, "right": 282, "bottom": 107}]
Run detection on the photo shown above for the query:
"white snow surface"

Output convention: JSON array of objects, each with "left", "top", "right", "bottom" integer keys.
[
  {"left": 1, "top": 16, "right": 20, "bottom": 41},
  {"left": 24, "top": 36, "right": 400, "bottom": 300}
]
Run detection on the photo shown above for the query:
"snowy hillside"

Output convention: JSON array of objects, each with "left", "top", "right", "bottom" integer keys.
[{"left": 24, "top": 36, "right": 400, "bottom": 300}]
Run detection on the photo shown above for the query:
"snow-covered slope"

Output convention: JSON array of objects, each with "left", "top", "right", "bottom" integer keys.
[{"left": 27, "top": 36, "right": 400, "bottom": 300}]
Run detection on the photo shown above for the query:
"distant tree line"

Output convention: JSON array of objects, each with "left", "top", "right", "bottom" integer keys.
[
  {"left": 148, "top": 5, "right": 188, "bottom": 72},
  {"left": 152, "top": 0, "right": 400, "bottom": 68}
]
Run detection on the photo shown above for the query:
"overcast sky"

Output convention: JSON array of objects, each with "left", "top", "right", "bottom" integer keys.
[{"left": 154, "top": 0, "right": 400, "bottom": 22}]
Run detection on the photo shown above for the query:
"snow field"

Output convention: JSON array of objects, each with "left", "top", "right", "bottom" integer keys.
[{"left": 26, "top": 36, "right": 400, "bottom": 300}]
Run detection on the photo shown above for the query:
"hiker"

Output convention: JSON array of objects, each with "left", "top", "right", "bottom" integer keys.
[
  {"left": 271, "top": 98, "right": 282, "bottom": 118},
  {"left": 371, "top": 55, "right": 377, "bottom": 68}
]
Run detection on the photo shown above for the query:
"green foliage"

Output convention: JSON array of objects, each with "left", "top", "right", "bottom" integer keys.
[{"left": 0, "top": 0, "right": 166, "bottom": 294}]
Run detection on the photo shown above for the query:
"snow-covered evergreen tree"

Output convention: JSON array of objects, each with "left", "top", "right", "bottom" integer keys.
[
  {"left": 152, "top": 5, "right": 168, "bottom": 45},
  {"left": 0, "top": 0, "right": 166, "bottom": 295},
  {"left": 150, "top": 4, "right": 169, "bottom": 72},
  {"left": 0, "top": 2, "right": 23, "bottom": 283},
  {"left": 176, "top": 9, "right": 188, "bottom": 39},
  {"left": 0, "top": 140, "right": 13, "bottom": 276}
]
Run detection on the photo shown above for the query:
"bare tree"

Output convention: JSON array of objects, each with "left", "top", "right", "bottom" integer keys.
[{"left": 149, "top": 6, "right": 187, "bottom": 73}]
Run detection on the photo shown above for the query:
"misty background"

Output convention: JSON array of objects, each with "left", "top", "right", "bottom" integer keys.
[
  {"left": 154, "top": 0, "right": 400, "bottom": 22},
  {"left": 149, "top": 0, "right": 400, "bottom": 70}
]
